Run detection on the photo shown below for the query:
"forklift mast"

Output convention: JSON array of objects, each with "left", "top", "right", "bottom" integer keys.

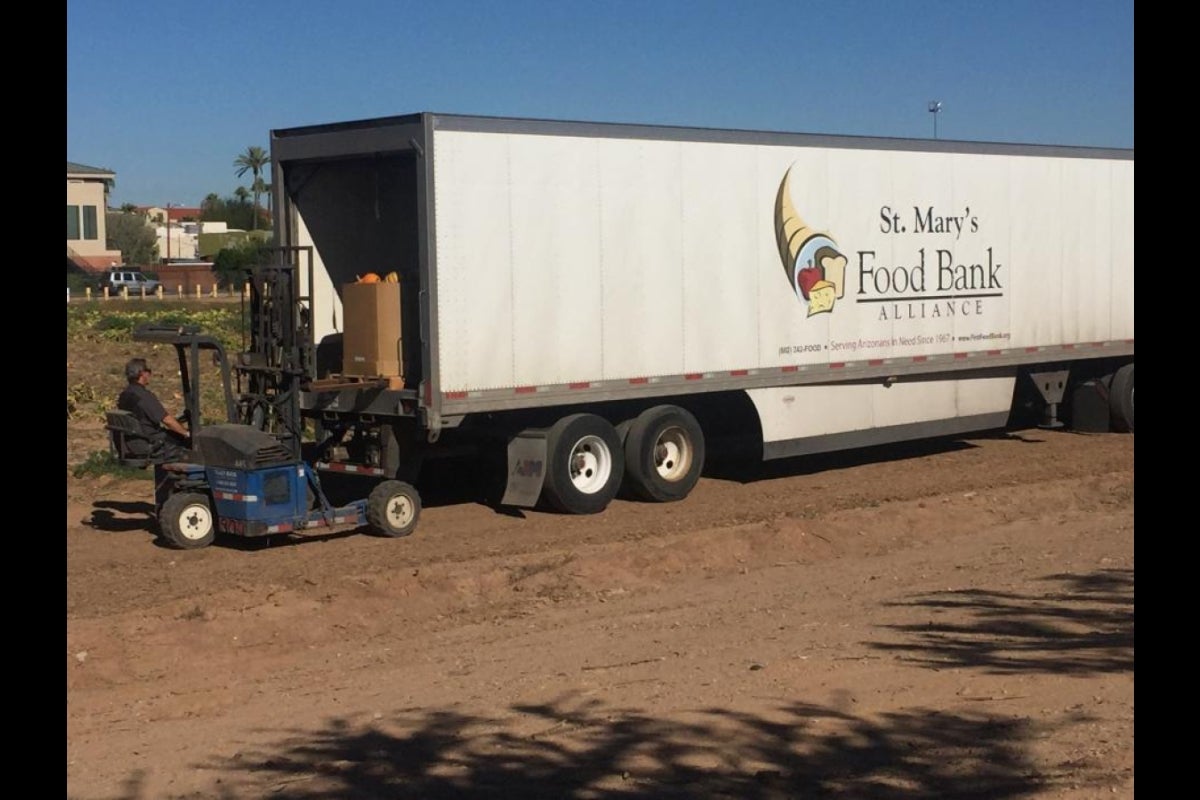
[{"left": 236, "top": 246, "right": 317, "bottom": 461}]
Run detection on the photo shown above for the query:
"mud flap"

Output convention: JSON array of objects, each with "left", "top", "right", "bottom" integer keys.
[{"left": 501, "top": 429, "right": 548, "bottom": 508}]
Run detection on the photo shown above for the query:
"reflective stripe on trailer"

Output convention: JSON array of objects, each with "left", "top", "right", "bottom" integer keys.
[{"left": 438, "top": 338, "right": 1134, "bottom": 402}]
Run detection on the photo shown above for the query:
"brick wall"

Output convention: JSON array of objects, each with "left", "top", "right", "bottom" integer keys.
[{"left": 155, "top": 264, "right": 218, "bottom": 294}]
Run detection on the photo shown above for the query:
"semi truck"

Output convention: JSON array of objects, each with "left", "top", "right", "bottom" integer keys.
[{"left": 240, "top": 112, "right": 1132, "bottom": 535}]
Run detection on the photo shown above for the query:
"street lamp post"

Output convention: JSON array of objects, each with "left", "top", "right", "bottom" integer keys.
[
  {"left": 928, "top": 101, "right": 942, "bottom": 139},
  {"left": 164, "top": 203, "right": 173, "bottom": 263}
]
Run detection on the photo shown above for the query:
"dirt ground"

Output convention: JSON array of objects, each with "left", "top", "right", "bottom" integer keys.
[{"left": 66, "top": 405, "right": 1134, "bottom": 799}]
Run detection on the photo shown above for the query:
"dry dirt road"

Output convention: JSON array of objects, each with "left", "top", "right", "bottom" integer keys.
[{"left": 66, "top": 426, "right": 1133, "bottom": 799}]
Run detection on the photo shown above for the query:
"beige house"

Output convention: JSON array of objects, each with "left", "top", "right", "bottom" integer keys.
[{"left": 67, "top": 162, "right": 122, "bottom": 272}]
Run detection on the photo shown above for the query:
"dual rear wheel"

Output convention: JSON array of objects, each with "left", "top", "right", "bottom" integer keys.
[
  {"left": 1109, "top": 363, "right": 1134, "bottom": 432},
  {"left": 541, "top": 414, "right": 625, "bottom": 514},
  {"left": 539, "top": 406, "right": 705, "bottom": 514},
  {"left": 622, "top": 405, "right": 706, "bottom": 503}
]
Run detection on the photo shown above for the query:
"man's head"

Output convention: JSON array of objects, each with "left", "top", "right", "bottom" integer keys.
[{"left": 124, "top": 357, "right": 152, "bottom": 386}]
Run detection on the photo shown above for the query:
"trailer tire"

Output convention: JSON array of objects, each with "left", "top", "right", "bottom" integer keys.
[
  {"left": 542, "top": 414, "right": 624, "bottom": 514},
  {"left": 615, "top": 419, "right": 633, "bottom": 446},
  {"left": 366, "top": 480, "right": 421, "bottom": 538},
  {"left": 623, "top": 405, "right": 705, "bottom": 502},
  {"left": 159, "top": 492, "right": 216, "bottom": 550},
  {"left": 1109, "top": 363, "right": 1134, "bottom": 432}
]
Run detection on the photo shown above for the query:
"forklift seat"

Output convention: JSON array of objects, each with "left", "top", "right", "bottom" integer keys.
[{"left": 105, "top": 409, "right": 154, "bottom": 468}]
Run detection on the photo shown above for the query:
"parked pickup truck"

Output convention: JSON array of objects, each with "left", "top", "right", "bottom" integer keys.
[{"left": 99, "top": 269, "right": 160, "bottom": 296}]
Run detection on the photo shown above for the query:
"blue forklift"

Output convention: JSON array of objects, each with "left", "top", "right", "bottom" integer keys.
[{"left": 105, "top": 253, "right": 420, "bottom": 549}]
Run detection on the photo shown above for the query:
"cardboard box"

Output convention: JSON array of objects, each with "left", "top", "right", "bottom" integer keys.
[{"left": 341, "top": 282, "right": 403, "bottom": 377}]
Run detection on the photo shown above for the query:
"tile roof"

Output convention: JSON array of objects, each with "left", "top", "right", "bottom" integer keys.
[{"left": 67, "top": 161, "right": 115, "bottom": 176}]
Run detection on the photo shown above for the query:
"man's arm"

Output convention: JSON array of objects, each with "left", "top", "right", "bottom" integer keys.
[{"left": 161, "top": 412, "right": 189, "bottom": 438}]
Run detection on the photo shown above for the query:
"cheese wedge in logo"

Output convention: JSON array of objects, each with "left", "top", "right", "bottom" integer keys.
[{"left": 807, "top": 280, "right": 836, "bottom": 317}]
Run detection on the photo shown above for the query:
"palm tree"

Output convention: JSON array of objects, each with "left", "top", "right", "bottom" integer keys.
[
  {"left": 233, "top": 146, "right": 270, "bottom": 230},
  {"left": 251, "top": 175, "right": 271, "bottom": 227}
]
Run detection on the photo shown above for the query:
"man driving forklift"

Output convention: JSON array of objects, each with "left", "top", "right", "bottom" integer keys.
[{"left": 117, "top": 357, "right": 191, "bottom": 462}]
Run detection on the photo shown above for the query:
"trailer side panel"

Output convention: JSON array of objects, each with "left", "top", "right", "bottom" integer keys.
[{"left": 430, "top": 128, "right": 1132, "bottom": 403}]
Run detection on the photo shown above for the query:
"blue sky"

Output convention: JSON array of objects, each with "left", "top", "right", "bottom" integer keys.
[{"left": 67, "top": 0, "right": 1133, "bottom": 209}]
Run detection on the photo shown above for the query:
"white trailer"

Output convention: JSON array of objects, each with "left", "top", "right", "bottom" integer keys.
[{"left": 268, "top": 113, "right": 1133, "bottom": 521}]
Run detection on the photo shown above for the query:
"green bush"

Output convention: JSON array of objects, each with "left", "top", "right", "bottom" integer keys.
[
  {"left": 212, "top": 239, "right": 271, "bottom": 289},
  {"left": 67, "top": 272, "right": 95, "bottom": 294}
]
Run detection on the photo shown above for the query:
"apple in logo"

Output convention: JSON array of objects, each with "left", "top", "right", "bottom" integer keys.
[{"left": 796, "top": 261, "right": 825, "bottom": 300}]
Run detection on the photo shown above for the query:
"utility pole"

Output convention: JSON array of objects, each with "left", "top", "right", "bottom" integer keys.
[{"left": 165, "top": 203, "right": 173, "bottom": 263}]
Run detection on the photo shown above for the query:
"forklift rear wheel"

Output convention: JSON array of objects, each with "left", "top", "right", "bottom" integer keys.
[
  {"left": 159, "top": 492, "right": 216, "bottom": 549},
  {"left": 367, "top": 480, "right": 421, "bottom": 538}
]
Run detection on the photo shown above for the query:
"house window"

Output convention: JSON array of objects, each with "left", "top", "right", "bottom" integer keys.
[
  {"left": 82, "top": 206, "right": 98, "bottom": 240},
  {"left": 67, "top": 205, "right": 81, "bottom": 240}
]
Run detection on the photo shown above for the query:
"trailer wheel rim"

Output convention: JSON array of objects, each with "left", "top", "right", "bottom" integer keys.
[
  {"left": 177, "top": 503, "right": 213, "bottom": 542},
  {"left": 653, "top": 426, "right": 693, "bottom": 482},
  {"left": 386, "top": 494, "right": 416, "bottom": 528},
  {"left": 568, "top": 435, "right": 613, "bottom": 495}
]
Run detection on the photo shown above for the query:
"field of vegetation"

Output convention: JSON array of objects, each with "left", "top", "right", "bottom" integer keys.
[{"left": 66, "top": 300, "right": 247, "bottom": 475}]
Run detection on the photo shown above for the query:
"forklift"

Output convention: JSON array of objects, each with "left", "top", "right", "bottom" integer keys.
[{"left": 105, "top": 249, "right": 421, "bottom": 549}]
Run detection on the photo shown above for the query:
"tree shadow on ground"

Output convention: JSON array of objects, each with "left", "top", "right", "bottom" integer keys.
[
  {"left": 155, "top": 697, "right": 1064, "bottom": 799},
  {"left": 868, "top": 568, "right": 1133, "bottom": 675}
]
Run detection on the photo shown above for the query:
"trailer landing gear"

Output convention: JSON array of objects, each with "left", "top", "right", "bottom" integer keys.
[{"left": 1027, "top": 369, "right": 1070, "bottom": 429}]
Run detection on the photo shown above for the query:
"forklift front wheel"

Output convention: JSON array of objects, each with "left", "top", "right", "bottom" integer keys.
[
  {"left": 366, "top": 480, "right": 422, "bottom": 538},
  {"left": 159, "top": 492, "right": 216, "bottom": 549}
]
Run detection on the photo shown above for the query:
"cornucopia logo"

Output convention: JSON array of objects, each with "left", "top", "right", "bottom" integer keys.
[{"left": 775, "top": 165, "right": 849, "bottom": 316}]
